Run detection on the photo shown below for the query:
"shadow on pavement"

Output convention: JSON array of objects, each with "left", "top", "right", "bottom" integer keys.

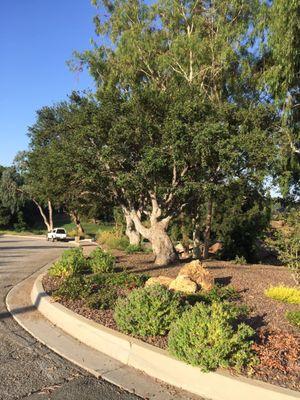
[{"left": 0, "top": 291, "right": 47, "bottom": 320}]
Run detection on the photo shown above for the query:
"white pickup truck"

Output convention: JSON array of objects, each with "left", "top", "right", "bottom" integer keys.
[{"left": 47, "top": 228, "right": 67, "bottom": 242}]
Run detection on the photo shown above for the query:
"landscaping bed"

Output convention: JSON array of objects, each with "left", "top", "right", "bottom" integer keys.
[{"left": 43, "top": 247, "right": 300, "bottom": 392}]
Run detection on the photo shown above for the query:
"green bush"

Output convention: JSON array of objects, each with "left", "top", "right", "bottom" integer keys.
[
  {"left": 85, "top": 287, "right": 119, "bottom": 310},
  {"left": 265, "top": 285, "right": 300, "bottom": 304},
  {"left": 89, "top": 247, "right": 115, "bottom": 273},
  {"left": 185, "top": 286, "right": 240, "bottom": 306},
  {"left": 212, "top": 181, "right": 270, "bottom": 262},
  {"left": 54, "top": 276, "right": 90, "bottom": 300},
  {"left": 114, "top": 285, "right": 184, "bottom": 336},
  {"left": 87, "top": 271, "right": 148, "bottom": 290},
  {"left": 67, "top": 229, "right": 78, "bottom": 238},
  {"left": 48, "top": 248, "right": 87, "bottom": 278},
  {"left": 98, "top": 230, "right": 129, "bottom": 250},
  {"left": 168, "top": 302, "right": 256, "bottom": 372},
  {"left": 232, "top": 255, "right": 247, "bottom": 265},
  {"left": 286, "top": 311, "right": 300, "bottom": 328},
  {"left": 125, "top": 244, "right": 144, "bottom": 254}
]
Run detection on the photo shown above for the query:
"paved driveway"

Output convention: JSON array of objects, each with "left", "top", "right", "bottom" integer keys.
[{"left": 0, "top": 236, "right": 138, "bottom": 400}]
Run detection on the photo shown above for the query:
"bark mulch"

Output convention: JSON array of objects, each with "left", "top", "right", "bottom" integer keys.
[
  {"left": 42, "top": 250, "right": 300, "bottom": 392},
  {"left": 113, "top": 250, "right": 299, "bottom": 334}
]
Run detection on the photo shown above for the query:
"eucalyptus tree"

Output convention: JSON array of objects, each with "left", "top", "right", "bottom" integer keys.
[{"left": 261, "top": 0, "right": 300, "bottom": 197}]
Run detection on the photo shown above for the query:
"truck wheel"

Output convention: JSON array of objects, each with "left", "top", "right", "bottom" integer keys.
[{"left": 51, "top": 237, "right": 55, "bottom": 242}]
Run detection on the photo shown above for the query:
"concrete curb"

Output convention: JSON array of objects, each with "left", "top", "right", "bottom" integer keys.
[
  {"left": 6, "top": 263, "right": 201, "bottom": 400},
  {"left": 31, "top": 273, "right": 299, "bottom": 400}
]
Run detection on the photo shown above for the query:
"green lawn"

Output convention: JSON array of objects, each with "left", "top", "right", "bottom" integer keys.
[
  {"left": 0, "top": 221, "right": 114, "bottom": 238},
  {"left": 56, "top": 221, "right": 113, "bottom": 237}
]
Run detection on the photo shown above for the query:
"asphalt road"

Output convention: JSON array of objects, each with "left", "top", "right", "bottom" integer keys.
[{"left": 0, "top": 236, "right": 138, "bottom": 400}]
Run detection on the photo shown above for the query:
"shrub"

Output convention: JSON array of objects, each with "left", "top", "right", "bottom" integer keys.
[
  {"left": 185, "top": 286, "right": 240, "bottom": 306},
  {"left": 232, "top": 255, "right": 247, "bottom": 265},
  {"left": 98, "top": 230, "right": 129, "bottom": 250},
  {"left": 265, "top": 286, "right": 300, "bottom": 304},
  {"left": 125, "top": 244, "right": 144, "bottom": 254},
  {"left": 67, "top": 229, "right": 78, "bottom": 238},
  {"left": 286, "top": 311, "right": 300, "bottom": 328},
  {"left": 88, "top": 271, "right": 148, "bottom": 290},
  {"left": 168, "top": 302, "right": 256, "bottom": 372},
  {"left": 54, "top": 276, "right": 90, "bottom": 300},
  {"left": 48, "top": 248, "right": 87, "bottom": 278},
  {"left": 85, "top": 287, "right": 119, "bottom": 310},
  {"left": 89, "top": 247, "right": 115, "bottom": 273},
  {"left": 114, "top": 285, "right": 184, "bottom": 336}
]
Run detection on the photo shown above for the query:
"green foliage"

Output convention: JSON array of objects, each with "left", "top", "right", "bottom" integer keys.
[
  {"left": 88, "top": 271, "right": 148, "bottom": 290},
  {"left": 125, "top": 244, "right": 144, "bottom": 254},
  {"left": 232, "top": 255, "right": 247, "bottom": 265},
  {"left": 48, "top": 248, "right": 87, "bottom": 278},
  {"left": 263, "top": 0, "right": 300, "bottom": 197},
  {"left": 265, "top": 286, "right": 300, "bottom": 304},
  {"left": 114, "top": 285, "right": 184, "bottom": 336},
  {"left": 54, "top": 276, "right": 90, "bottom": 300},
  {"left": 85, "top": 287, "right": 119, "bottom": 310},
  {"left": 286, "top": 311, "right": 300, "bottom": 328},
  {"left": 98, "top": 230, "right": 129, "bottom": 250},
  {"left": 213, "top": 181, "right": 271, "bottom": 262},
  {"left": 89, "top": 247, "right": 115, "bottom": 273},
  {"left": 185, "top": 286, "right": 240, "bottom": 306},
  {"left": 266, "top": 209, "right": 300, "bottom": 284},
  {"left": 168, "top": 302, "right": 256, "bottom": 372},
  {"left": 113, "top": 207, "right": 126, "bottom": 235},
  {"left": 13, "top": 211, "right": 27, "bottom": 232}
]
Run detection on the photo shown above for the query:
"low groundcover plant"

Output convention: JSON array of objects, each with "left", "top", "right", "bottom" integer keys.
[{"left": 265, "top": 285, "right": 300, "bottom": 304}]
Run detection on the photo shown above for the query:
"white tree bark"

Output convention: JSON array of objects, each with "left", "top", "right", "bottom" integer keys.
[
  {"left": 70, "top": 210, "right": 85, "bottom": 236},
  {"left": 32, "top": 198, "right": 53, "bottom": 232},
  {"left": 128, "top": 194, "right": 178, "bottom": 266},
  {"left": 122, "top": 206, "right": 141, "bottom": 245}
]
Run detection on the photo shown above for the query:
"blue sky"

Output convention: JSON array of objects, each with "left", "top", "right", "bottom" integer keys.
[{"left": 0, "top": 0, "right": 99, "bottom": 166}]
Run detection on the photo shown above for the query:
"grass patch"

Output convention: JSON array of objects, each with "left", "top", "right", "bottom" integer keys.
[
  {"left": 0, "top": 229, "right": 46, "bottom": 236},
  {"left": 265, "top": 285, "right": 300, "bottom": 304},
  {"left": 286, "top": 311, "right": 300, "bottom": 328},
  {"left": 0, "top": 221, "right": 113, "bottom": 239}
]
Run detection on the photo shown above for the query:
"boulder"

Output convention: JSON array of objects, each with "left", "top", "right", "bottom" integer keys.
[
  {"left": 178, "top": 260, "right": 214, "bottom": 291},
  {"left": 169, "top": 275, "right": 197, "bottom": 294},
  {"left": 145, "top": 276, "right": 173, "bottom": 288},
  {"left": 209, "top": 241, "right": 223, "bottom": 254}
]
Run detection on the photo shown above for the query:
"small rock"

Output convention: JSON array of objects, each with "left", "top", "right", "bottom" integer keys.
[
  {"left": 178, "top": 260, "right": 214, "bottom": 291},
  {"left": 169, "top": 275, "right": 197, "bottom": 294},
  {"left": 145, "top": 276, "right": 173, "bottom": 288}
]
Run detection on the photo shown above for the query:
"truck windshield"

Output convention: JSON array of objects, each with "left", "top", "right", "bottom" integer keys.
[{"left": 56, "top": 229, "right": 66, "bottom": 234}]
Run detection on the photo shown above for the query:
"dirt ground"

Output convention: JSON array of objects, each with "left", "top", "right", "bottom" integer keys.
[
  {"left": 43, "top": 249, "right": 300, "bottom": 391},
  {"left": 113, "top": 250, "right": 299, "bottom": 334}
]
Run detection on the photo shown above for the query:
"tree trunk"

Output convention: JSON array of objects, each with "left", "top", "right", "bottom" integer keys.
[
  {"left": 70, "top": 211, "right": 85, "bottom": 236},
  {"left": 202, "top": 197, "right": 213, "bottom": 259},
  {"left": 129, "top": 206, "right": 178, "bottom": 266},
  {"left": 148, "top": 222, "right": 178, "bottom": 266},
  {"left": 123, "top": 208, "right": 141, "bottom": 245},
  {"left": 48, "top": 200, "right": 53, "bottom": 231},
  {"left": 32, "top": 198, "right": 52, "bottom": 232},
  {"left": 192, "top": 219, "right": 201, "bottom": 259}
]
